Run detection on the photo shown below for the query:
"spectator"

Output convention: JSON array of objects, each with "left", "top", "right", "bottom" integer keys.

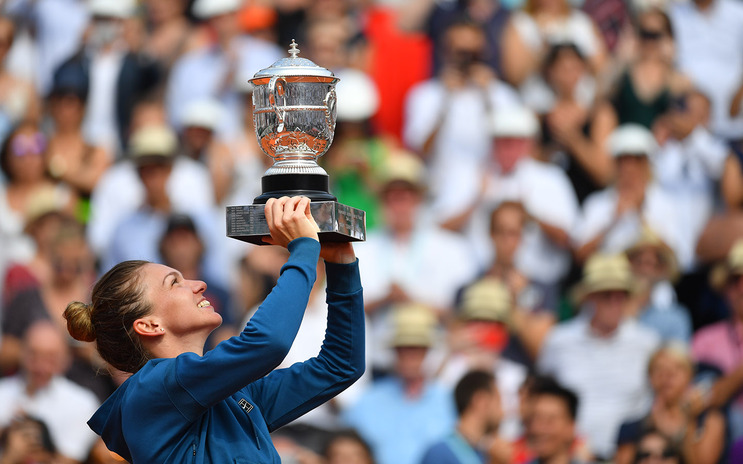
[
  {"left": 102, "top": 125, "right": 225, "bottom": 285},
  {"left": 615, "top": 344, "right": 725, "bottom": 464},
  {"left": 523, "top": 379, "right": 587, "bottom": 464},
  {"left": 0, "top": 416, "right": 58, "bottom": 464},
  {"left": 166, "top": 0, "right": 281, "bottom": 137},
  {"left": 608, "top": 9, "right": 691, "bottom": 129},
  {"left": 501, "top": 0, "right": 607, "bottom": 87},
  {"left": 54, "top": 0, "right": 161, "bottom": 153},
  {"left": 439, "top": 277, "right": 529, "bottom": 439},
  {"left": 140, "top": 0, "right": 193, "bottom": 76},
  {"left": 0, "top": 16, "right": 40, "bottom": 145},
  {"left": 692, "top": 238, "right": 743, "bottom": 441},
  {"left": 652, "top": 91, "right": 729, "bottom": 271},
  {"left": 322, "top": 429, "right": 376, "bottom": 464},
  {"left": 443, "top": 106, "right": 578, "bottom": 293},
  {"left": 45, "top": 59, "right": 110, "bottom": 220},
  {"left": 355, "top": 152, "right": 478, "bottom": 373},
  {"left": 538, "top": 253, "right": 660, "bottom": 459},
  {"left": 573, "top": 124, "right": 680, "bottom": 265},
  {"left": 420, "top": 369, "right": 503, "bottom": 464},
  {"left": 670, "top": 0, "right": 743, "bottom": 140},
  {"left": 632, "top": 429, "right": 682, "bottom": 464},
  {"left": 402, "top": 19, "right": 520, "bottom": 209},
  {"left": 0, "top": 321, "right": 99, "bottom": 463},
  {"left": 342, "top": 303, "right": 456, "bottom": 464},
  {"left": 534, "top": 43, "right": 616, "bottom": 204},
  {"left": 624, "top": 228, "right": 692, "bottom": 344},
  {"left": 86, "top": 102, "right": 215, "bottom": 261}
]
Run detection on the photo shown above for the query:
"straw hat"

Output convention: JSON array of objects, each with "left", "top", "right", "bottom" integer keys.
[
  {"left": 378, "top": 151, "right": 427, "bottom": 193},
  {"left": 129, "top": 125, "right": 178, "bottom": 164},
  {"left": 572, "top": 253, "right": 636, "bottom": 303},
  {"left": 710, "top": 239, "right": 743, "bottom": 290},
  {"left": 458, "top": 278, "right": 512, "bottom": 324},
  {"left": 389, "top": 303, "right": 437, "bottom": 348},
  {"left": 625, "top": 226, "right": 679, "bottom": 281}
]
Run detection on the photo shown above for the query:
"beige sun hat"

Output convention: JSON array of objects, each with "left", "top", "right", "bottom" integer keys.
[
  {"left": 625, "top": 226, "right": 679, "bottom": 282},
  {"left": 710, "top": 239, "right": 743, "bottom": 290},
  {"left": 378, "top": 151, "right": 427, "bottom": 193},
  {"left": 572, "top": 253, "right": 637, "bottom": 303},
  {"left": 389, "top": 302, "right": 437, "bottom": 348},
  {"left": 129, "top": 125, "right": 178, "bottom": 164},
  {"left": 458, "top": 278, "right": 512, "bottom": 324}
]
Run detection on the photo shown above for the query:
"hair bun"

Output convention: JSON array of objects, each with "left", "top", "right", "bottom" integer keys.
[{"left": 64, "top": 301, "right": 96, "bottom": 342}]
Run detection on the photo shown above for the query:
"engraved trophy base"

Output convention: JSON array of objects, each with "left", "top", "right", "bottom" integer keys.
[
  {"left": 226, "top": 173, "right": 366, "bottom": 245},
  {"left": 227, "top": 201, "right": 366, "bottom": 245}
]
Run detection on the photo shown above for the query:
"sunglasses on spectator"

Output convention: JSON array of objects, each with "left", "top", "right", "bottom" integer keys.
[
  {"left": 11, "top": 132, "right": 46, "bottom": 157},
  {"left": 639, "top": 28, "right": 665, "bottom": 41},
  {"left": 637, "top": 448, "right": 676, "bottom": 460}
]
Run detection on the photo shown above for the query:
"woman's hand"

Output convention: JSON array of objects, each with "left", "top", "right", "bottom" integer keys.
[
  {"left": 320, "top": 242, "right": 356, "bottom": 264},
  {"left": 262, "top": 196, "right": 320, "bottom": 247}
]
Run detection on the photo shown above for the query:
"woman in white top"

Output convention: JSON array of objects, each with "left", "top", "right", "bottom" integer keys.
[{"left": 501, "top": 0, "right": 608, "bottom": 87}]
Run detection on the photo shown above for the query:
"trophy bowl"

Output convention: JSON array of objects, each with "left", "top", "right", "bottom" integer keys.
[{"left": 226, "top": 40, "right": 366, "bottom": 244}]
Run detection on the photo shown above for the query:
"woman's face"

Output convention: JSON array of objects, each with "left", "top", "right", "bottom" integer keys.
[
  {"left": 5, "top": 128, "right": 47, "bottom": 183},
  {"left": 636, "top": 12, "right": 673, "bottom": 60},
  {"left": 649, "top": 352, "right": 692, "bottom": 403},
  {"left": 50, "top": 94, "right": 85, "bottom": 128},
  {"left": 615, "top": 155, "right": 650, "bottom": 192},
  {"left": 141, "top": 263, "right": 222, "bottom": 337},
  {"left": 325, "top": 437, "right": 373, "bottom": 464},
  {"left": 636, "top": 433, "right": 679, "bottom": 464}
]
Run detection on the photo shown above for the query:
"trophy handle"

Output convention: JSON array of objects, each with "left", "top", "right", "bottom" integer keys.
[
  {"left": 268, "top": 76, "right": 287, "bottom": 132},
  {"left": 323, "top": 88, "right": 337, "bottom": 134}
]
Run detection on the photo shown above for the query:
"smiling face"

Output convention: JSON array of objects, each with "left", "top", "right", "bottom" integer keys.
[{"left": 139, "top": 263, "right": 223, "bottom": 339}]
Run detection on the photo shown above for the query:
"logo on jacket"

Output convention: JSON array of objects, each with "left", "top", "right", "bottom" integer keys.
[{"left": 238, "top": 398, "right": 254, "bottom": 415}]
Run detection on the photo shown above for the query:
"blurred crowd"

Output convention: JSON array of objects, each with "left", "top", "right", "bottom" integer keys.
[{"left": 2, "top": 0, "right": 743, "bottom": 463}]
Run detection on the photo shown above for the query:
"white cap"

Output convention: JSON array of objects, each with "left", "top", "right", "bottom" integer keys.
[
  {"left": 192, "top": 0, "right": 242, "bottom": 19},
  {"left": 89, "top": 0, "right": 136, "bottom": 18},
  {"left": 180, "top": 99, "right": 223, "bottom": 131},
  {"left": 608, "top": 124, "right": 658, "bottom": 158},
  {"left": 491, "top": 106, "right": 540, "bottom": 138},
  {"left": 335, "top": 69, "right": 380, "bottom": 122}
]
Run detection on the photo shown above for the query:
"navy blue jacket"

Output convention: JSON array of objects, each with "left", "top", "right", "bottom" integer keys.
[{"left": 88, "top": 238, "right": 365, "bottom": 463}]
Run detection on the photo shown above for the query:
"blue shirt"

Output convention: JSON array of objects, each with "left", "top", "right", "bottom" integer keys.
[
  {"left": 89, "top": 238, "right": 365, "bottom": 463},
  {"left": 420, "top": 432, "right": 487, "bottom": 464},
  {"left": 343, "top": 377, "right": 456, "bottom": 464}
]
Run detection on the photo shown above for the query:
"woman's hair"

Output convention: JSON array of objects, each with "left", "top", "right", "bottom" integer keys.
[
  {"left": 647, "top": 342, "right": 693, "bottom": 377},
  {"left": 64, "top": 260, "right": 153, "bottom": 373},
  {"left": 525, "top": 0, "right": 571, "bottom": 17}
]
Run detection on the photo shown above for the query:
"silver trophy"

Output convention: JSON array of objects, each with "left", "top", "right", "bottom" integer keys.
[{"left": 226, "top": 40, "right": 366, "bottom": 244}]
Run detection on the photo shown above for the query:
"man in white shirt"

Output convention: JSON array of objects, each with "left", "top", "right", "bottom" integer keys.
[
  {"left": 538, "top": 253, "right": 660, "bottom": 459},
  {"left": 444, "top": 106, "right": 579, "bottom": 290},
  {"left": 670, "top": 0, "right": 743, "bottom": 140},
  {"left": 402, "top": 20, "right": 521, "bottom": 209},
  {"left": 0, "top": 321, "right": 99, "bottom": 463},
  {"left": 573, "top": 124, "right": 681, "bottom": 265}
]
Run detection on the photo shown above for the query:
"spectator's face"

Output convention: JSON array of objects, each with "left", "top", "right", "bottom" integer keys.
[
  {"left": 208, "top": 12, "right": 239, "bottom": 42},
  {"left": 628, "top": 247, "right": 666, "bottom": 282},
  {"left": 6, "top": 128, "right": 46, "bottom": 184},
  {"left": 649, "top": 352, "right": 692, "bottom": 403},
  {"left": 669, "top": 94, "right": 709, "bottom": 138},
  {"left": 381, "top": 184, "right": 422, "bottom": 234},
  {"left": 50, "top": 93, "right": 85, "bottom": 128},
  {"left": 88, "top": 17, "right": 124, "bottom": 49},
  {"left": 394, "top": 346, "right": 428, "bottom": 382},
  {"left": 444, "top": 25, "right": 486, "bottom": 71},
  {"left": 588, "top": 290, "right": 628, "bottom": 333},
  {"left": 615, "top": 155, "right": 650, "bottom": 191},
  {"left": 160, "top": 228, "right": 204, "bottom": 271},
  {"left": 0, "top": 18, "right": 13, "bottom": 63},
  {"left": 21, "top": 325, "right": 68, "bottom": 391},
  {"left": 491, "top": 204, "right": 525, "bottom": 265},
  {"left": 493, "top": 137, "right": 532, "bottom": 174},
  {"left": 483, "top": 384, "right": 503, "bottom": 432},
  {"left": 546, "top": 49, "right": 586, "bottom": 96},
  {"left": 137, "top": 161, "right": 173, "bottom": 197},
  {"left": 145, "top": 0, "right": 186, "bottom": 24},
  {"left": 139, "top": 263, "right": 223, "bottom": 338},
  {"left": 635, "top": 433, "right": 679, "bottom": 464},
  {"left": 637, "top": 12, "right": 673, "bottom": 59},
  {"left": 51, "top": 236, "right": 91, "bottom": 287},
  {"left": 182, "top": 126, "right": 214, "bottom": 156},
  {"left": 325, "top": 437, "right": 373, "bottom": 464},
  {"left": 527, "top": 394, "right": 575, "bottom": 459}
]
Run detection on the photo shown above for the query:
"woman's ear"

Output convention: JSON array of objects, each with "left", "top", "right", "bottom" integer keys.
[{"left": 133, "top": 318, "right": 164, "bottom": 337}]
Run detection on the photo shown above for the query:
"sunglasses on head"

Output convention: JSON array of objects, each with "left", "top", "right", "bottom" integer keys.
[{"left": 11, "top": 132, "right": 46, "bottom": 157}]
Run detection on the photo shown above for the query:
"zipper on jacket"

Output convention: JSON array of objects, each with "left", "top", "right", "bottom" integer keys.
[{"left": 192, "top": 443, "right": 197, "bottom": 463}]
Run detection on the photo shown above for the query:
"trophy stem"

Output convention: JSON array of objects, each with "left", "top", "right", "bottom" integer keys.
[{"left": 253, "top": 173, "right": 338, "bottom": 203}]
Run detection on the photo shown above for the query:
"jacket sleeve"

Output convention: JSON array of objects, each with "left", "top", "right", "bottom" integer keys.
[
  {"left": 163, "top": 238, "right": 319, "bottom": 421},
  {"left": 246, "top": 258, "right": 365, "bottom": 431}
]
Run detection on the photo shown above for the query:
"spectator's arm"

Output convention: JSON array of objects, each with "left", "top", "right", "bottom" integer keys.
[
  {"left": 395, "top": 0, "right": 436, "bottom": 32},
  {"left": 707, "top": 364, "right": 743, "bottom": 408},
  {"left": 730, "top": 80, "right": 743, "bottom": 117},
  {"left": 681, "top": 409, "right": 725, "bottom": 464},
  {"left": 722, "top": 155, "right": 743, "bottom": 210},
  {"left": 501, "top": 21, "right": 541, "bottom": 87}
]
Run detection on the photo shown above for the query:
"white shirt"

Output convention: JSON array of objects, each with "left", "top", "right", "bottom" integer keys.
[
  {"left": 0, "top": 375, "right": 100, "bottom": 461},
  {"left": 403, "top": 79, "right": 521, "bottom": 207},
  {"left": 671, "top": 0, "right": 743, "bottom": 139},
  {"left": 511, "top": 10, "right": 601, "bottom": 58},
  {"left": 82, "top": 47, "right": 125, "bottom": 154},
  {"left": 87, "top": 157, "right": 216, "bottom": 258},
  {"left": 573, "top": 184, "right": 681, "bottom": 263},
  {"left": 653, "top": 128, "right": 728, "bottom": 270},
  {"left": 538, "top": 315, "right": 660, "bottom": 458},
  {"left": 453, "top": 157, "right": 579, "bottom": 284}
]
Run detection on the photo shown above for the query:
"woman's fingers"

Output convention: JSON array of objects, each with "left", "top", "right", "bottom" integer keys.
[{"left": 265, "top": 196, "right": 319, "bottom": 246}]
